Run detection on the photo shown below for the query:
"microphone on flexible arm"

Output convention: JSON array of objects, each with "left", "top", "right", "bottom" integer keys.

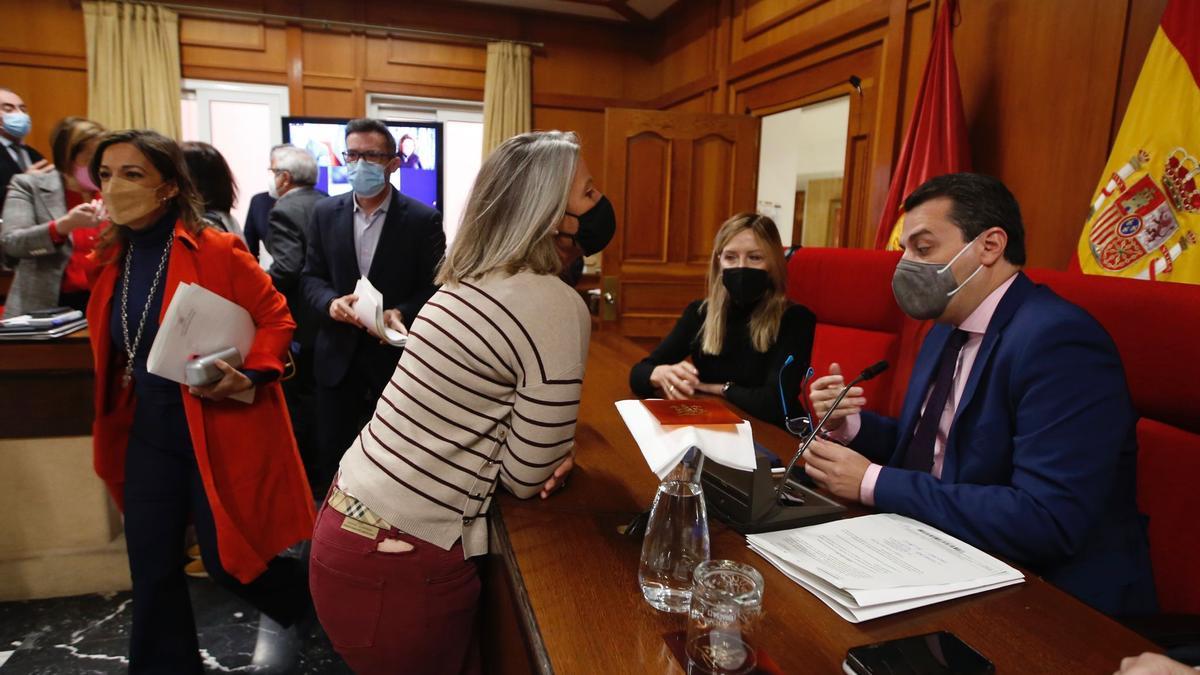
[{"left": 774, "top": 360, "right": 889, "bottom": 503}]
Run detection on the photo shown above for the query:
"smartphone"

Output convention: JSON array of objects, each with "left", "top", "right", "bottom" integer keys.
[{"left": 843, "top": 631, "right": 994, "bottom": 675}]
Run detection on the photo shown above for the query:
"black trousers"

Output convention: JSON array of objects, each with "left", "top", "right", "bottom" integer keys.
[
  {"left": 312, "top": 339, "right": 399, "bottom": 494},
  {"left": 123, "top": 402, "right": 309, "bottom": 674},
  {"left": 283, "top": 345, "right": 320, "bottom": 494}
]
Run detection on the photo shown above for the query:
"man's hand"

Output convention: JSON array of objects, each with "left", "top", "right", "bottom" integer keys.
[
  {"left": 188, "top": 359, "right": 253, "bottom": 402},
  {"left": 649, "top": 361, "right": 700, "bottom": 399},
  {"left": 381, "top": 308, "right": 406, "bottom": 335},
  {"left": 803, "top": 436, "right": 871, "bottom": 502},
  {"left": 540, "top": 454, "right": 574, "bottom": 499},
  {"left": 329, "top": 294, "right": 361, "bottom": 326},
  {"left": 24, "top": 159, "right": 53, "bottom": 175},
  {"left": 809, "top": 362, "right": 866, "bottom": 432},
  {"left": 1114, "top": 652, "right": 1197, "bottom": 675}
]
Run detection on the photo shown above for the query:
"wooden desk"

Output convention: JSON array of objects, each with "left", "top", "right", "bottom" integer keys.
[
  {"left": 484, "top": 330, "right": 1156, "bottom": 674},
  {"left": 0, "top": 328, "right": 94, "bottom": 438},
  {"left": 0, "top": 328, "right": 128, "bottom": 601}
]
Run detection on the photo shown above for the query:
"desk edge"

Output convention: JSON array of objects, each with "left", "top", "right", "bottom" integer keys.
[{"left": 491, "top": 505, "right": 555, "bottom": 675}]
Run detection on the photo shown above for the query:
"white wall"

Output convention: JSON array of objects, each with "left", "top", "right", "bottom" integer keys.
[{"left": 755, "top": 96, "right": 850, "bottom": 244}]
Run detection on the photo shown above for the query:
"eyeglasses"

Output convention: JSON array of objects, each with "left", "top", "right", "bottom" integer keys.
[
  {"left": 342, "top": 150, "right": 395, "bottom": 164},
  {"left": 777, "top": 356, "right": 815, "bottom": 438}
]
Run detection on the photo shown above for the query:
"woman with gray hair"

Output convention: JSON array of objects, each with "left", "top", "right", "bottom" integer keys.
[{"left": 309, "top": 130, "right": 610, "bottom": 674}]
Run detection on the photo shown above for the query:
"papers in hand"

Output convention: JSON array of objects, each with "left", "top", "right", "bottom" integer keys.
[
  {"left": 353, "top": 277, "right": 407, "bottom": 347},
  {"left": 615, "top": 399, "right": 757, "bottom": 479},
  {"left": 747, "top": 514, "right": 1024, "bottom": 622},
  {"left": 147, "top": 282, "right": 256, "bottom": 404}
]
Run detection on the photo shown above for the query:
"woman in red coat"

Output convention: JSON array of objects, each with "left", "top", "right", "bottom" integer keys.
[{"left": 86, "top": 130, "right": 314, "bottom": 674}]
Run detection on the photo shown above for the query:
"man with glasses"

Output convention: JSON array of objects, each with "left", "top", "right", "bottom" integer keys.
[{"left": 301, "top": 118, "right": 446, "bottom": 496}]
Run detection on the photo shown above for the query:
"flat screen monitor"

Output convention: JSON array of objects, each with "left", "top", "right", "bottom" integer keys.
[{"left": 281, "top": 116, "right": 443, "bottom": 211}]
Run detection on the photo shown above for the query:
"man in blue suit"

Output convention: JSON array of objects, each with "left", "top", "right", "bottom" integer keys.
[
  {"left": 301, "top": 118, "right": 445, "bottom": 495},
  {"left": 805, "top": 173, "right": 1156, "bottom": 616}
]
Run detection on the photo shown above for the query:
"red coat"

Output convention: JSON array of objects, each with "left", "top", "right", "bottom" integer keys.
[{"left": 86, "top": 221, "right": 315, "bottom": 584}]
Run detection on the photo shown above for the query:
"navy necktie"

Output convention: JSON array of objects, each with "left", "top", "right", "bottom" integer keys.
[{"left": 902, "top": 329, "right": 969, "bottom": 472}]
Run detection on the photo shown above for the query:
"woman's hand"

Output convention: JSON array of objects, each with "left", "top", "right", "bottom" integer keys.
[
  {"left": 649, "top": 361, "right": 700, "bottom": 399},
  {"left": 57, "top": 200, "right": 104, "bottom": 235},
  {"left": 540, "top": 454, "right": 574, "bottom": 499},
  {"left": 188, "top": 359, "right": 253, "bottom": 402}
]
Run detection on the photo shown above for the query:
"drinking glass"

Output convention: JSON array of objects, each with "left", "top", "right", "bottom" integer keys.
[{"left": 685, "top": 560, "right": 765, "bottom": 675}]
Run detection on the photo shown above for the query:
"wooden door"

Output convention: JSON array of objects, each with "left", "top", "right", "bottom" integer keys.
[{"left": 602, "top": 108, "right": 760, "bottom": 338}]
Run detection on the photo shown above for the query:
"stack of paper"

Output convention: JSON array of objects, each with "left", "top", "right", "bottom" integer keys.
[
  {"left": 0, "top": 307, "right": 87, "bottom": 340},
  {"left": 353, "top": 277, "right": 407, "bottom": 347},
  {"left": 147, "top": 282, "right": 257, "bottom": 404},
  {"left": 615, "top": 399, "right": 757, "bottom": 479},
  {"left": 747, "top": 514, "right": 1024, "bottom": 622}
]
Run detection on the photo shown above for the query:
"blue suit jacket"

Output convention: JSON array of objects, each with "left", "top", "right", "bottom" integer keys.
[
  {"left": 850, "top": 272, "right": 1156, "bottom": 616},
  {"left": 300, "top": 189, "right": 444, "bottom": 388}
]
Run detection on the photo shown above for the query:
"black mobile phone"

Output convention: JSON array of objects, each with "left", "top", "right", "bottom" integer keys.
[{"left": 844, "top": 631, "right": 994, "bottom": 675}]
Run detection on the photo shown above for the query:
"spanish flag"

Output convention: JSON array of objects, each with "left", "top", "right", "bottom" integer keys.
[
  {"left": 1077, "top": 0, "right": 1200, "bottom": 284},
  {"left": 873, "top": 0, "right": 971, "bottom": 250}
]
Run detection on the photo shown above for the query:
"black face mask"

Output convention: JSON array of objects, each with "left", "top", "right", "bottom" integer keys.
[
  {"left": 722, "top": 267, "right": 772, "bottom": 306},
  {"left": 567, "top": 195, "right": 616, "bottom": 256}
]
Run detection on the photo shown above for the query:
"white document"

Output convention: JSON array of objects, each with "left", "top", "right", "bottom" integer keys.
[
  {"left": 353, "top": 276, "right": 407, "bottom": 347},
  {"left": 746, "top": 514, "right": 1024, "bottom": 622},
  {"left": 147, "top": 282, "right": 256, "bottom": 404},
  {"left": 615, "top": 399, "right": 757, "bottom": 479},
  {"left": 749, "top": 542, "right": 1023, "bottom": 623}
]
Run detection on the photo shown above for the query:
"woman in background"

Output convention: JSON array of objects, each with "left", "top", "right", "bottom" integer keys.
[
  {"left": 87, "top": 130, "right": 313, "bottom": 674},
  {"left": 1, "top": 116, "right": 106, "bottom": 316},
  {"left": 309, "top": 130, "right": 602, "bottom": 674},
  {"left": 397, "top": 133, "right": 422, "bottom": 169},
  {"left": 181, "top": 140, "right": 243, "bottom": 238},
  {"left": 629, "top": 213, "right": 816, "bottom": 427}
]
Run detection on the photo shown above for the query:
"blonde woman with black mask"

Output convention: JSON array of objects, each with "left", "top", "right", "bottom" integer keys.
[
  {"left": 630, "top": 213, "right": 816, "bottom": 427},
  {"left": 309, "top": 130, "right": 594, "bottom": 675}
]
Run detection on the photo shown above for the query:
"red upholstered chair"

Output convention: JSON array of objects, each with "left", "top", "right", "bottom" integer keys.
[
  {"left": 785, "top": 248, "right": 925, "bottom": 418},
  {"left": 1027, "top": 269, "right": 1200, "bottom": 618}
]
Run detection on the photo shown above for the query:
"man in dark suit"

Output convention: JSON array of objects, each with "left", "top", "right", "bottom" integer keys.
[
  {"left": 0, "top": 87, "right": 51, "bottom": 215},
  {"left": 301, "top": 118, "right": 445, "bottom": 493},
  {"left": 264, "top": 144, "right": 326, "bottom": 490},
  {"left": 805, "top": 173, "right": 1156, "bottom": 616}
]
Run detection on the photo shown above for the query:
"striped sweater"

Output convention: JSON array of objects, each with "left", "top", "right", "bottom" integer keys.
[{"left": 338, "top": 269, "right": 591, "bottom": 557}]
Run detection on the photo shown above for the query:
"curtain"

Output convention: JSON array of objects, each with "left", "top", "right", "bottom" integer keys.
[
  {"left": 482, "top": 42, "right": 532, "bottom": 157},
  {"left": 83, "top": 1, "right": 182, "bottom": 139}
]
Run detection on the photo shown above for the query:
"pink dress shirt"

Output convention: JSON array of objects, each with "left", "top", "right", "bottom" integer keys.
[{"left": 837, "top": 274, "right": 1018, "bottom": 505}]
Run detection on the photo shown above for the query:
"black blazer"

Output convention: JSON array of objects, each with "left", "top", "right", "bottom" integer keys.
[
  {"left": 242, "top": 191, "right": 276, "bottom": 258},
  {"left": 301, "top": 188, "right": 445, "bottom": 388},
  {"left": 0, "top": 142, "right": 44, "bottom": 214},
  {"left": 266, "top": 186, "right": 326, "bottom": 352}
]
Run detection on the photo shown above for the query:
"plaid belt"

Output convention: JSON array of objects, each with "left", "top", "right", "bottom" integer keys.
[{"left": 328, "top": 486, "right": 395, "bottom": 531}]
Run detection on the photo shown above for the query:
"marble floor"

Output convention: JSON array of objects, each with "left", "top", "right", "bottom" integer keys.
[{"left": 0, "top": 578, "right": 351, "bottom": 674}]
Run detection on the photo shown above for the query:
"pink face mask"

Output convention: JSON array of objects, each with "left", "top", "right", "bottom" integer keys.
[{"left": 73, "top": 164, "right": 98, "bottom": 192}]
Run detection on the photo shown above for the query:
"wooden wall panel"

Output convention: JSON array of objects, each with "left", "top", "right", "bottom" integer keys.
[
  {"left": 303, "top": 87, "right": 356, "bottom": 117},
  {"left": 954, "top": 0, "right": 1130, "bottom": 269},
  {"left": 622, "top": 134, "right": 672, "bottom": 262},
  {"left": 687, "top": 136, "right": 735, "bottom": 263},
  {"left": 0, "top": 0, "right": 86, "bottom": 160},
  {"left": 301, "top": 31, "right": 356, "bottom": 79},
  {"left": 650, "top": 0, "right": 1166, "bottom": 270},
  {"left": 531, "top": 106, "right": 606, "bottom": 181}
]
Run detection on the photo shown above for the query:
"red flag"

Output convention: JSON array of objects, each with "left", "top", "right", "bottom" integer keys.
[{"left": 873, "top": 0, "right": 972, "bottom": 249}]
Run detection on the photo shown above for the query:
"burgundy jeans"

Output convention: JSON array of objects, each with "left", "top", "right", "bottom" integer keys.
[{"left": 309, "top": 503, "right": 481, "bottom": 675}]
